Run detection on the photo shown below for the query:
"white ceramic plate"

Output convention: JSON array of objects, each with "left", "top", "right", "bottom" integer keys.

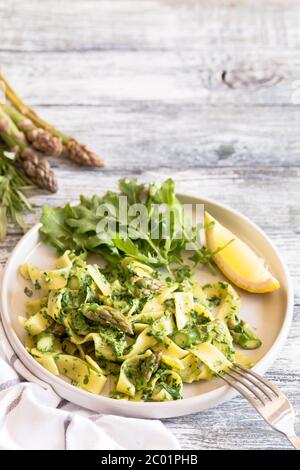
[{"left": 0, "top": 195, "right": 294, "bottom": 418}]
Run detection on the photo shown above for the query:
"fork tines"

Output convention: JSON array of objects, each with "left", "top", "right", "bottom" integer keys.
[
  {"left": 220, "top": 363, "right": 281, "bottom": 409},
  {"left": 218, "top": 363, "right": 300, "bottom": 449}
]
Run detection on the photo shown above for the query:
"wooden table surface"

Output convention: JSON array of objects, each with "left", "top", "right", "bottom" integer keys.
[{"left": 1, "top": 0, "right": 299, "bottom": 450}]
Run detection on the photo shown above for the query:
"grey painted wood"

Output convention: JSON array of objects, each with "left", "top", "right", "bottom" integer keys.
[{"left": 0, "top": 0, "right": 299, "bottom": 450}]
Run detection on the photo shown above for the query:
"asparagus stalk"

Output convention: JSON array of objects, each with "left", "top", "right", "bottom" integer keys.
[
  {"left": 227, "top": 318, "right": 262, "bottom": 350},
  {"left": 0, "top": 107, "right": 57, "bottom": 192},
  {"left": 2, "top": 104, "right": 63, "bottom": 157},
  {"left": 0, "top": 72, "right": 104, "bottom": 167},
  {"left": 81, "top": 304, "right": 133, "bottom": 335}
]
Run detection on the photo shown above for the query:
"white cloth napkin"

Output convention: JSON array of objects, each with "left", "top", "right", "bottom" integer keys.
[{"left": 0, "top": 269, "right": 180, "bottom": 450}]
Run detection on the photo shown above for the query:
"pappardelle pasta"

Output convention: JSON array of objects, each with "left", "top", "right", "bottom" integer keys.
[{"left": 19, "top": 251, "right": 262, "bottom": 401}]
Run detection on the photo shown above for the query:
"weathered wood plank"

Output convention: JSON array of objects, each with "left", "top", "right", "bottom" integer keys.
[
  {"left": 0, "top": 49, "right": 299, "bottom": 107},
  {"left": 1, "top": 0, "right": 300, "bottom": 52},
  {"left": 1, "top": 102, "right": 300, "bottom": 169}
]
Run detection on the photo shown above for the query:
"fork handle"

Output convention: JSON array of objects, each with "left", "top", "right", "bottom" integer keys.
[{"left": 287, "top": 435, "right": 300, "bottom": 450}]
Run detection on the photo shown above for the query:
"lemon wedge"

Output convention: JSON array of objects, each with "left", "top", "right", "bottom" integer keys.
[{"left": 205, "top": 212, "right": 280, "bottom": 293}]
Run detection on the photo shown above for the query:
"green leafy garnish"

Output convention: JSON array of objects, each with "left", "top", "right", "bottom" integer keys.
[
  {"left": 40, "top": 178, "right": 218, "bottom": 271},
  {"left": 0, "top": 149, "right": 34, "bottom": 241}
]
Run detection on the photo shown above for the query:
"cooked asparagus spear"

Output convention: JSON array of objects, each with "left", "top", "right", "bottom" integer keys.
[
  {"left": 0, "top": 72, "right": 104, "bottom": 167},
  {"left": 140, "top": 351, "right": 161, "bottom": 384},
  {"left": 82, "top": 303, "right": 133, "bottom": 335},
  {"left": 2, "top": 104, "right": 63, "bottom": 157},
  {"left": 0, "top": 107, "right": 57, "bottom": 192},
  {"left": 227, "top": 318, "right": 262, "bottom": 349}
]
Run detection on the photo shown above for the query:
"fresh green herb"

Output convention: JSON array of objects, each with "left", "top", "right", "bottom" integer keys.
[
  {"left": 208, "top": 295, "right": 222, "bottom": 307},
  {"left": 100, "top": 329, "right": 127, "bottom": 358},
  {"left": 83, "top": 375, "right": 89, "bottom": 385},
  {"left": 40, "top": 178, "right": 220, "bottom": 271},
  {"left": 0, "top": 149, "right": 34, "bottom": 241},
  {"left": 173, "top": 265, "right": 192, "bottom": 283},
  {"left": 155, "top": 370, "right": 183, "bottom": 400},
  {"left": 24, "top": 286, "right": 33, "bottom": 297}
]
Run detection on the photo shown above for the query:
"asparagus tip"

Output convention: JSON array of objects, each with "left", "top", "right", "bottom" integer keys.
[
  {"left": 27, "top": 128, "right": 63, "bottom": 157},
  {"left": 21, "top": 148, "right": 58, "bottom": 193},
  {"left": 66, "top": 138, "right": 105, "bottom": 168}
]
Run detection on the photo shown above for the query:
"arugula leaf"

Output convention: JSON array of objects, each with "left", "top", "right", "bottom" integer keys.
[
  {"left": 40, "top": 206, "right": 76, "bottom": 252},
  {"left": 113, "top": 236, "right": 140, "bottom": 257},
  {"left": 118, "top": 178, "right": 145, "bottom": 204},
  {"left": 39, "top": 178, "right": 218, "bottom": 271}
]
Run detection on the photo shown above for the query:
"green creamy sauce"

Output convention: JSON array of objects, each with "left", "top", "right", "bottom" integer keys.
[{"left": 20, "top": 252, "right": 262, "bottom": 401}]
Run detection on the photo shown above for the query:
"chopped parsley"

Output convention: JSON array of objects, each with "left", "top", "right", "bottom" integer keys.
[{"left": 24, "top": 287, "right": 33, "bottom": 297}]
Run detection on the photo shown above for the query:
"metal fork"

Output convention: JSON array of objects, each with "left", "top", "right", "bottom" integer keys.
[{"left": 218, "top": 364, "right": 300, "bottom": 449}]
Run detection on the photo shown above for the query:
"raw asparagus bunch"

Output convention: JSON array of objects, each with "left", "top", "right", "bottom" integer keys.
[
  {"left": 0, "top": 106, "right": 57, "bottom": 192},
  {"left": 0, "top": 72, "right": 104, "bottom": 167},
  {"left": 3, "top": 104, "right": 63, "bottom": 157},
  {"left": 0, "top": 70, "right": 105, "bottom": 241}
]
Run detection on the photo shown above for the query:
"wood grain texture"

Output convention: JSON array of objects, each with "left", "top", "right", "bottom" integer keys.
[{"left": 0, "top": 0, "right": 300, "bottom": 450}]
